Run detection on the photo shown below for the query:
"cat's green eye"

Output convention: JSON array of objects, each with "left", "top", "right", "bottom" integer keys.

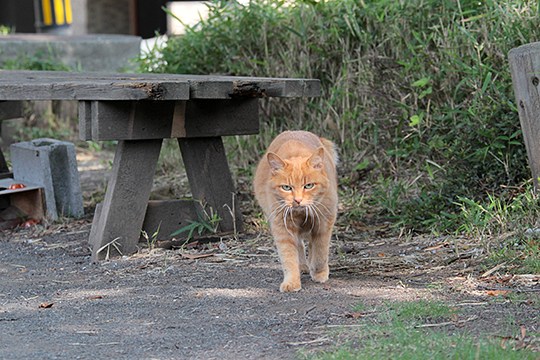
[
  {"left": 304, "top": 183, "right": 315, "bottom": 189},
  {"left": 281, "top": 185, "right": 292, "bottom": 191}
]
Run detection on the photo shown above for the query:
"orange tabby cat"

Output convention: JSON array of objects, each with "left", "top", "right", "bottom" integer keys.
[{"left": 254, "top": 130, "right": 338, "bottom": 292}]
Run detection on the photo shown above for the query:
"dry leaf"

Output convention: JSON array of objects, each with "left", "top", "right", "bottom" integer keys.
[
  {"left": 486, "top": 290, "right": 510, "bottom": 296},
  {"left": 87, "top": 295, "right": 103, "bottom": 300},
  {"left": 424, "top": 243, "right": 448, "bottom": 252},
  {"left": 520, "top": 325, "right": 527, "bottom": 340},
  {"left": 39, "top": 302, "right": 54, "bottom": 309},
  {"left": 345, "top": 312, "right": 364, "bottom": 319},
  {"left": 377, "top": 253, "right": 385, "bottom": 257}
]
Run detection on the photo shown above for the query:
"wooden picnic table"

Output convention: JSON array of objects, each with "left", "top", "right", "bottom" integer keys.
[{"left": 0, "top": 70, "right": 321, "bottom": 260}]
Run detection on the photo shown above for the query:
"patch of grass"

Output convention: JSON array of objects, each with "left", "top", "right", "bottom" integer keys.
[
  {"left": 486, "top": 236, "right": 540, "bottom": 274},
  {"left": 1, "top": 49, "right": 73, "bottom": 71},
  {"left": 385, "top": 299, "right": 456, "bottom": 325},
  {"left": 310, "top": 300, "right": 537, "bottom": 360}
]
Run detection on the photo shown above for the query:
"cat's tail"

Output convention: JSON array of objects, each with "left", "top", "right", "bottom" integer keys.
[{"left": 320, "top": 137, "right": 339, "bottom": 165}]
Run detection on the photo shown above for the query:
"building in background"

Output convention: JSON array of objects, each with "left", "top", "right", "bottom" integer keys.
[{"left": 0, "top": 0, "right": 209, "bottom": 38}]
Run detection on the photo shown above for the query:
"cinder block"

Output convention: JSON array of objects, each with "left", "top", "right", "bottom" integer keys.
[
  {"left": 10, "top": 138, "right": 84, "bottom": 220},
  {"left": 0, "top": 34, "right": 141, "bottom": 72}
]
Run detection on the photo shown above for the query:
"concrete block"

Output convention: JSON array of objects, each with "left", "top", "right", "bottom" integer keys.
[
  {"left": 0, "top": 34, "right": 141, "bottom": 72},
  {"left": 10, "top": 138, "right": 84, "bottom": 220}
]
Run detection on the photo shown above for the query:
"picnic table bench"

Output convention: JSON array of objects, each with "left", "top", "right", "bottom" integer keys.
[{"left": 0, "top": 70, "right": 321, "bottom": 260}]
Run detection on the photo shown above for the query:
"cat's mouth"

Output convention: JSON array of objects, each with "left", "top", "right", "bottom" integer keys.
[{"left": 290, "top": 204, "right": 307, "bottom": 212}]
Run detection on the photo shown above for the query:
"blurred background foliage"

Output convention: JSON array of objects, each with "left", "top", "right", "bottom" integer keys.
[{"left": 139, "top": 0, "right": 540, "bottom": 237}]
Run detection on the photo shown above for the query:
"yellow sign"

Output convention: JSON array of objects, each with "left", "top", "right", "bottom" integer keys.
[{"left": 40, "top": 0, "right": 72, "bottom": 27}]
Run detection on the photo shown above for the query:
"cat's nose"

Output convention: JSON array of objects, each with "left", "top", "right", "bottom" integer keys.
[{"left": 293, "top": 198, "right": 302, "bottom": 206}]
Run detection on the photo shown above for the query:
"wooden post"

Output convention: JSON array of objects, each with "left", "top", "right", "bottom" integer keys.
[
  {"left": 178, "top": 137, "right": 243, "bottom": 235},
  {"left": 89, "top": 139, "right": 163, "bottom": 260},
  {"left": 509, "top": 42, "right": 540, "bottom": 190},
  {"left": 0, "top": 101, "right": 23, "bottom": 178}
]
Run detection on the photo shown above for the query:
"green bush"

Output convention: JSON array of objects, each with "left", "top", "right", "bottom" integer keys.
[{"left": 140, "top": 0, "right": 540, "bottom": 233}]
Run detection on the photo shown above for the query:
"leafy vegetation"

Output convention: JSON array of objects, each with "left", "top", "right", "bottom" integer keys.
[
  {"left": 137, "top": 0, "right": 540, "bottom": 272},
  {"left": 140, "top": 0, "right": 540, "bottom": 238}
]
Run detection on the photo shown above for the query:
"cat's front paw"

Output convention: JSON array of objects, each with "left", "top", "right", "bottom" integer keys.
[
  {"left": 310, "top": 267, "right": 329, "bottom": 283},
  {"left": 280, "top": 279, "right": 302, "bottom": 292}
]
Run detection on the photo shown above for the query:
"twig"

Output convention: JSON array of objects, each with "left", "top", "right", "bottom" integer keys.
[
  {"left": 453, "top": 302, "right": 489, "bottom": 307},
  {"left": 480, "top": 262, "right": 507, "bottom": 278},
  {"left": 305, "top": 305, "right": 317, "bottom": 315},
  {"left": 414, "top": 315, "right": 478, "bottom": 328},
  {"left": 287, "top": 337, "right": 329, "bottom": 346},
  {"left": 317, "top": 324, "right": 365, "bottom": 328},
  {"left": 96, "top": 237, "right": 122, "bottom": 260}
]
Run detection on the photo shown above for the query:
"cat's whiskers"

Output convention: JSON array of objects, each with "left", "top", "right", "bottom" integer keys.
[
  {"left": 269, "top": 200, "right": 288, "bottom": 221},
  {"left": 283, "top": 206, "right": 295, "bottom": 237},
  {"left": 308, "top": 205, "right": 316, "bottom": 233},
  {"left": 312, "top": 202, "right": 332, "bottom": 223},
  {"left": 312, "top": 200, "right": 332, "bottom": 217}
]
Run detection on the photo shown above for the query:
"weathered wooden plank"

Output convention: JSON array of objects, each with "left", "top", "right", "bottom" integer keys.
[
  {"left": 0, "top": 101, "right": 23, "bottom": 119},
  {"left": 178, "top": 137, "right": 242, "bottom": 235},
  {"left": 86, "top": 99, "right": 259, "bottom": 140},
  {"left": 0, "top": 70, "right": 321, "bottom": 100},
  {"left": 93, "top": 199, "right": 202, "bottom": 244},
  {"left": 141, "top": 200, "right": 199, "bottom": 241},
  {"left": 0, "top": 80, "right": 190, "bottom": 101},
  {"left": 176, "top": 99, "right": 259, "bottom": 138},
  {"left": 78, "top": 101, "right": 92, "bottom": 141},
  {"left": 0, "top": 149, "right": 11, "bottom": 178},
  {"left": 90, "top": 139, "right": 163, "bottom": 260},
  {"left": 509, "top": 42, "right": 540, "bottom": 189},
  {"left": 188, "top": 78, "right": 321, "bottom": 99},
  {"left": 90, "top": 101, "right": 176, "bottom": 140}
]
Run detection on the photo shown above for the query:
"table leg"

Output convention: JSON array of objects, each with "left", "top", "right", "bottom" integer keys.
[
  {"left": 0, "top": 101, "right": 22, "bottom": 179},
  {"left": 0, "top": 149, "right": 11, "bottom": 179},
  {"left": 178, "top": 137, "right": 243, "bottom": 235},
  {"left": 90, "top": 139, "right": 162, "bottom": 260}
]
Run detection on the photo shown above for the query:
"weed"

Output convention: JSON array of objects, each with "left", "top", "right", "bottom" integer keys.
[
  {"left": 141, "top": 222, "right": 161, "bottom": 250},
  {"left": 170, "top": 202, "right": 222, "bottom": 243},
  {"left": 0, "top": 25, "right": 12, "bottom": 34}
]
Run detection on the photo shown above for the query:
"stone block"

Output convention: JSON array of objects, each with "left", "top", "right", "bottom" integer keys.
[
  {"left": 10, "top": 138, "right": 84, "bottom": 220},
  {"left": 0, "top": 34, "right": 141, "bottom": 72}
]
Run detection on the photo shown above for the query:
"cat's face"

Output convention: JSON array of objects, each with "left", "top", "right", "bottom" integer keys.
[{"left": 267, "top": 148, "right": 329, "bottom": 210}]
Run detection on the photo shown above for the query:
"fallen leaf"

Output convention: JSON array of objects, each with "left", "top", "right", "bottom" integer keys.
[
  {"left": 486, "top": 290, "right": 510, "bottom": 296},
  {"left": 39, "top": 302, "right": 54, "bottom": 309},
  {"left": 424, "top": 243, "right": 448, "bottom": 252},
  {"left": 87, "top": 295, "right": 103, "bottom": 300},
  {"left": 345, "top": 312, "right": 364, "bottom": 319},
  {"left": 180, "top": 253, "right": 215, "bottom": 260},
  {"left": 520, "top": 325, "right": 527, "bottom": 341},
  {"left": 377, "top": 253, "right": 385, "bottom": 257}
]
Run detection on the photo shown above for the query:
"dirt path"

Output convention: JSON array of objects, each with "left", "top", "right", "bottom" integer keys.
[
  {"left": 1, "top": 220, "right": 538, "bottom": 359},
  {"left": 0, "top": 149, "right": 538, "bottom": 359}
]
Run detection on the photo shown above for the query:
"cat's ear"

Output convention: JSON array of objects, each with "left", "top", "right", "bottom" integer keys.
[
  {"left": 308, "top": 147, "right": 325, "bottom": 169},
  {"left": 267, "top": 152, "right": 285, "bottom": 173}
]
